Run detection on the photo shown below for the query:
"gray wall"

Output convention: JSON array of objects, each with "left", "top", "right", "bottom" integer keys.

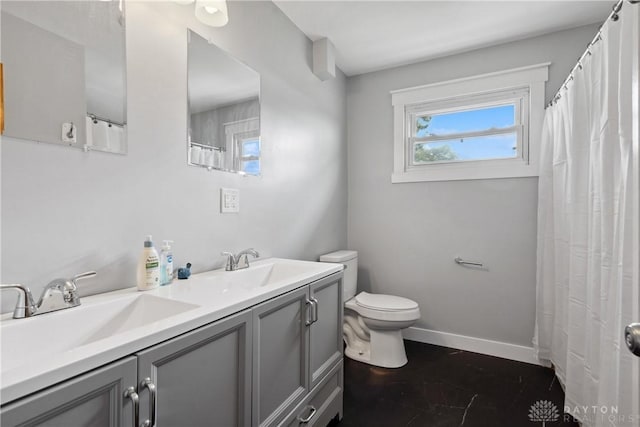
[
  {"left": 0, "top": 1, "right": 347, "bottom": 311},
  {"left": 346, "top": 24, "right": 599, "bottom": 347}
]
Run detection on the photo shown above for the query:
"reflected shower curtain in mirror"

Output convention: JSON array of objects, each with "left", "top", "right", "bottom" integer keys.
[
  {"left": 85, "top": 116, "right": 125, "bottom": 153},
  {"left": 534, "top": 4, "right": 639, "bottom": 426}
]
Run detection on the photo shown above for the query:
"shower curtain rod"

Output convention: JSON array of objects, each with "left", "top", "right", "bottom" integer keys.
[
  {"left": 87, "top": 113, "right": 125, "bottom": 127},
  {"left": 547, "top": 0, "right": 638, "bottom": 108}
]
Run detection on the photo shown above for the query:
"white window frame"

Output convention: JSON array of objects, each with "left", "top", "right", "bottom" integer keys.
[
  {"left": 391, "top": 63, "right": 549, "bottom": 183},
  {"left": 224, "top": 117, "right": 260, "bottom": 175},
  {"left": 235, "top": 132, "right": 260, "bottom": 173}
]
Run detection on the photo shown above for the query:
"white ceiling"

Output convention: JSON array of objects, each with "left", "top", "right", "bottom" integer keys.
[{"left": 273, "top": 1, "right": 613, "bottom": 76}]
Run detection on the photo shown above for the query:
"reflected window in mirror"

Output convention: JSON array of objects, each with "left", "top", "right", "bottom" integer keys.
[
  {"left": 239, "top": 135, "right": 260, "bottom": 175},
  {"left": 1, "top": 0, "right": 127, "bottom": 154},
  {"left": 187, "top": 29, "right": 261, "bottom": 175}
]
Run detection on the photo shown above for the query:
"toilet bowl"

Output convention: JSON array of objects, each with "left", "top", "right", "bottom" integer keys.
[{"left": 319, "top": 250, "right": 421, "bottom": 368}]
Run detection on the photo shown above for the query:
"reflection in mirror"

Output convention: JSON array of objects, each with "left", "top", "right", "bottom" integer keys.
[
  {"left": 187, "top": 29, "right": 260, "bottom": 175},
  {"left": 1, "top": 0, "right": 127, "bottom": 154}
]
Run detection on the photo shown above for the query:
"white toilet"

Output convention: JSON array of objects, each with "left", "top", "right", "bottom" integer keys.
[{"left": 319, "top": 250, "right": 420, "bottom": 368}]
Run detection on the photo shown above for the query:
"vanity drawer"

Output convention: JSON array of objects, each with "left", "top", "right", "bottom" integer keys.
[{"left": 281, "top": 360, "right": 343, "bottom": 427}]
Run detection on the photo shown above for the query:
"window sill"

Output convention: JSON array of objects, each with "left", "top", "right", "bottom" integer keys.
[{"left": 391, "top": 161, "right": 538, "bottom": 183}]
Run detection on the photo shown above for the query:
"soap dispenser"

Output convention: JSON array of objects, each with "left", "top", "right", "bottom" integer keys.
[
  {"left": 160, "top": 240, "right": 174, "bottom": 286},
  {"left": 137, "top": 235, "right": 160, "bottom": 291}
]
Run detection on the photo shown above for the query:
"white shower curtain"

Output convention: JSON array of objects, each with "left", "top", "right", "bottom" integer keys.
[{"left": 534, "top": 3, "right": 639, "bottom": 427}]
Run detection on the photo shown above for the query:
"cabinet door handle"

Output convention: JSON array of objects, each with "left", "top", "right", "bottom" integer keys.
[
  {"left": 305, "top": 299, "right": 314, "bottom": 326},
  {"left": 123, "top": 387, "right": 140, "bottom": 427},
  {"left": 140, "top": 378, "right": 157, "bottom": 427},
  {"left": 297, "top": 405, "right": 317, "bottom": 423},
  {"left": 310, "top": 297, "right": 319, "bottom": 324}
]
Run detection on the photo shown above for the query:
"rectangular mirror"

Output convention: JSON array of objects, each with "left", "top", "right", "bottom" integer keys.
[
  {"left": 1, "top": 0, "right": 127, "bottom": 154},
  {"left": 187, "top": 29, "right": 261, "bottom": 175}
]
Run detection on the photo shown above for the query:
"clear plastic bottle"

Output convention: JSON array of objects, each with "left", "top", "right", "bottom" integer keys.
[
  {"left": 160, "top": 240, "right": 174, "bottom": 286},
  {"left": 137, "top": 235, "right": 160, "bottom": 291}
]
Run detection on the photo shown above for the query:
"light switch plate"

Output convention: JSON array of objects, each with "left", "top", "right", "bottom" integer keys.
[{"left": 220, "top": 188, "right": 240, "bottom": 213}]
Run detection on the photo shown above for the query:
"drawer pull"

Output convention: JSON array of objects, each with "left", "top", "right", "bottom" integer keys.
[
  {"left": 140, "top": 378, "right": 157, "bottom": 427},
  {"left": 123, "top": 386, "right": 140, "bottom": 427},
  {"left": 310, "top": 297, "right": 319, "bottom": 324},
  {"left": 305, "top": 299, "right": 316, "bottom": 326},
  {"left": 298, "top": 405, "right": 317, "bottom": 424}
]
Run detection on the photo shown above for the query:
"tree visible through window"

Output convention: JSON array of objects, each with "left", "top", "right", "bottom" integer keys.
[
  {"left": 414, "top": 116, "right": 457, "bottom": 162},
  {"left": 411, "top": 103, "right": 519, "bottom": 165}
]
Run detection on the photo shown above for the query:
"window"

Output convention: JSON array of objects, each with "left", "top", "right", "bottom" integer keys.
[
  {"left": 392, "top": 63, "right": 549, "bottom": 182},
  {"left": 238, "top": 135, "right": 260, "bottom": 175},
  {"left": 224, "top": 117, "right": 260, "bottom": 176}
]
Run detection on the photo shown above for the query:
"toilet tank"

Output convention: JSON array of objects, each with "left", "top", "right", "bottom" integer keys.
[{"left": 319, "top": 250, "right": 358, "bottom": 301}]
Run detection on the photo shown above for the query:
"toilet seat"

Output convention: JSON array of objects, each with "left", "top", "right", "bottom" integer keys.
[
  {"left": 355, "top": 292, "right": 418, "bottom": 311},
  {"left": 346, "top": 292, "right": 420, "bottom": 322}
]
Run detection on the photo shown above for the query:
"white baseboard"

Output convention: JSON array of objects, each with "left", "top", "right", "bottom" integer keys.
[{"left": 403, "top": 326, "right": 544, "bottom": 366}]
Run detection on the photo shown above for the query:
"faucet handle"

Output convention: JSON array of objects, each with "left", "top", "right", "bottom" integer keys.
[
  {"left": 72, "top": 271, "right": 97, "bottom": 284},
  {"left": 63, "top": 271, "right": 97, "bottom": 295},
  {"left": 67, "top": 271, "right": 97, "bottom": 303},
  {"left": 0, "top": 284, "right": 37, "bottom": 318},
  {"left": 221, "top": 252, "right": 236, "bottom": 271}
]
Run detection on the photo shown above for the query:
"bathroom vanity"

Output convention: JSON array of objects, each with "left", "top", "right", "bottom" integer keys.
[{"left": 0, "top": 258, "right": 343, "bottom": 427}]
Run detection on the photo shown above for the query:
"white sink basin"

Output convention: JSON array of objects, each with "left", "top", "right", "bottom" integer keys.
[
  {"left": 212, "top": 259, "right": 337, "bottom": 291},
  {"left": 1, "top": 294, "right": 199, "bottom": 373}
]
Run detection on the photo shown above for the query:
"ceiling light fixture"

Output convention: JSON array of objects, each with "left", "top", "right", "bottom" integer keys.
[
  {"left": 195, "top": 0, "right": 228, "bottom": 27},
  {"left": 174, "top": 0, "right": 228, "bottom": 27}
]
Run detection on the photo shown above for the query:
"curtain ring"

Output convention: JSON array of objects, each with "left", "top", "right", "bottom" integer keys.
[{"left": 612, "top": 1, "right": 622, "bottom": 21}]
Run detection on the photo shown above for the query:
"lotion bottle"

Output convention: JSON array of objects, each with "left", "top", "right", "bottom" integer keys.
[
  {"left": 137, "top": 235, "right": 160, "bottom": 291},
  {"left": 160, "top": 240, "right": 174, "bottom": 286}
]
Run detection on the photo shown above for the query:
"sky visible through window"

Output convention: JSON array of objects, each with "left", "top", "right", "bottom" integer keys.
[
  {"left": 241, "top": 139, "right": 260, "bottom": 175},
  {"left": 416, "top": 104, "right": 516, "bottom": 161}
]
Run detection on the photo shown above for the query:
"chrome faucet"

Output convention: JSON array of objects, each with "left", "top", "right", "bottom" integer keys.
[
  {"left": 0, "top": 271, "right": 97, "bottom": 319},
  {"left": 221, "top": 249, "right": 260, "bottom": 271}
]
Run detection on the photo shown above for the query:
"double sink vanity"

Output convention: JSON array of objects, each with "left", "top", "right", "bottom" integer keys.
[{"left": 0, "top": 258, "right": 344, "bottom": 427}]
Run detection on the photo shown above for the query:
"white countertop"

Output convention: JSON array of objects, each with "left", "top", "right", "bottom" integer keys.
[{"left": 0, "top": 258, "right": 342, "bottom": 405}]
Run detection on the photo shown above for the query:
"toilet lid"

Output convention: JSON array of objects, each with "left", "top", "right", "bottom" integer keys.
[{"left": 354, "top": 292, "right": 418, "bottom": 311}]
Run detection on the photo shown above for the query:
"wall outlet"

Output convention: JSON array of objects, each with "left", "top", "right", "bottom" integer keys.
[
  {"left": 220, "top": 188, "right": 240, "bottom": 213},
  {"left": 61, "top": 122, "right": 76, "bottom": 143}
]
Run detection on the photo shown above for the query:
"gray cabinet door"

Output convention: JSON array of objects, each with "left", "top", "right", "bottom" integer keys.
[
  {"left": 0, "top": 357, "right": 137, "bottom": 427},
  {"left": 136, "top": 309, "right": 252, "bottom": 427},
  {"left": 309, "top": 273, "right": 343, "bottom": 390},
  {"left": 252, "top": 287, "right": 310, "bottom": 427}
]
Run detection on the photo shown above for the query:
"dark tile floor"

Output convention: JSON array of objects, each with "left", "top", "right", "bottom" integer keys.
[{"left": 330, "top": 340, "right": 578, "bottom": 427}]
